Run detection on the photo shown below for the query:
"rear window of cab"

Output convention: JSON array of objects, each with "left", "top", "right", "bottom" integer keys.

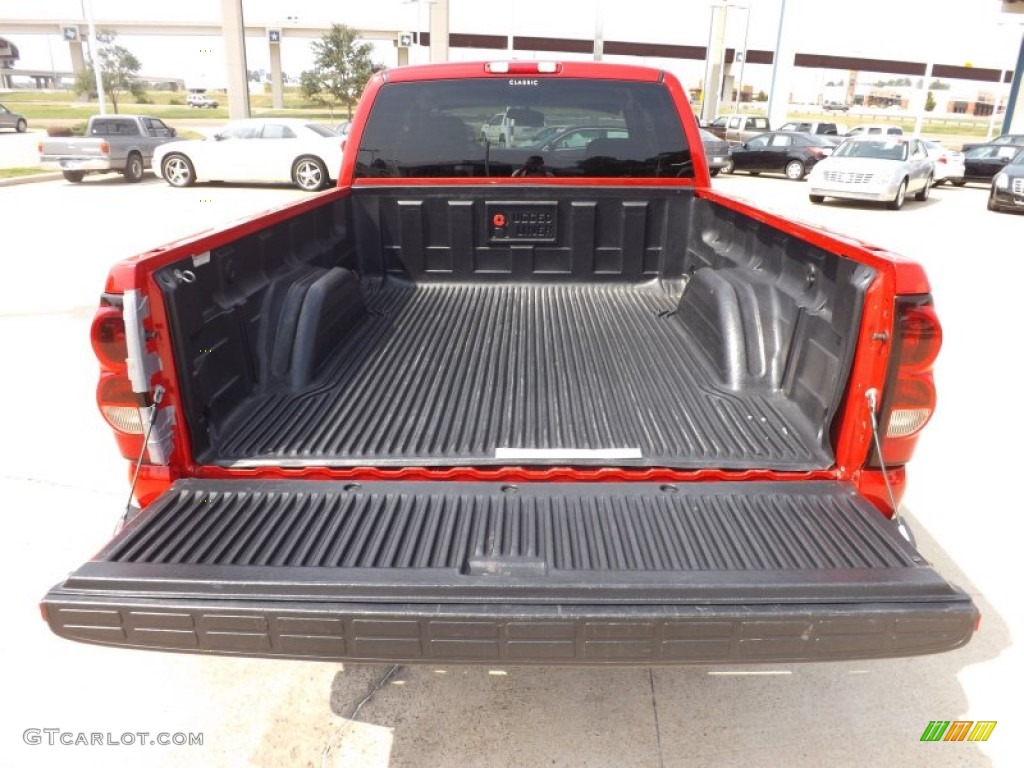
[{"left": 354, "top": 78, "right": 692, "bottom": 179}]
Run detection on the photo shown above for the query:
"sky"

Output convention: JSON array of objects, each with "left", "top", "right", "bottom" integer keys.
[{"left": 2, "top": 0, "right": 1022, "bottom": 95}]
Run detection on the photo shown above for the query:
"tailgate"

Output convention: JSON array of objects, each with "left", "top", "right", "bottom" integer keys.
[
  {"left": 43, "top": 480, "right": 977, "bottom": 664},
  {"left": 40, "top": 139, "right": 107, "bottom": 158}
]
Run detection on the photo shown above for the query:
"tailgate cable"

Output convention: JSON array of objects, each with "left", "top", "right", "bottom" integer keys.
[
  {"left": 116, "top": 385, "right": 165, "bottom": 534},
  {"left": 865, "top": 388, "right": 910, "bottom": 542}
]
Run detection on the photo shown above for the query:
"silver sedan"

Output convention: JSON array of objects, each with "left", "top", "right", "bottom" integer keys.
[
  {"left": 807, "top": 136, "right": 934, "bottom": 210},
  {"left": 0, "top": 103, "right": 27, "bottom": 133}
]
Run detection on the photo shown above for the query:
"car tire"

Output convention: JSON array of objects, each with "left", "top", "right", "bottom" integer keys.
[
  {"left": 914, "top": 175, "right": 932, "bottom": 201},
  {"left": 62, "top": 170, "right": 85, "bottom": 183},
  {"left": 293, "top": 156, "right": 329, "bottom": 191},
  {"left": 748, "top": 171, "right": 760, "bottom": 176},
  {"left": 951, "top": 179, "right": 966, "bottom": 187},
  {"left": 887, "top": 179, "right": 907, "bottom": 210},
  {"left": 162, "top": 153, "right": 195, "bottom": 187},
  {"left": 709, "top": 168, "right": 720, "bottom": 177},
  {"left": 809, "top": 194, "right": 824, "bottom": 204},
  {"left": 784, "top": 159, "right": 806, "bottom": 180},
  {"left": 498, "top": 135, "right": 506, "bottom": 148},
  {"left": 721, "top": 159, "right": 734, "bottom": 174},
  {"left": 123, "top": 153, "right": 144, "bottom": 183},
  {"left": 16, "top": 119, "right": 27, "bottom": 133}
]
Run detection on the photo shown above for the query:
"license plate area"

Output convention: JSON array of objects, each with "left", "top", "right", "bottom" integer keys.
[{"left": 486, "top": 202, "right": 558, "bottom": 243}]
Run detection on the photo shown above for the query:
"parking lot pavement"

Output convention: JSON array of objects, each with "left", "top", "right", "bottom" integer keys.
[{"left": 2, "top": 175, "right": 1019, "bottom": 767}]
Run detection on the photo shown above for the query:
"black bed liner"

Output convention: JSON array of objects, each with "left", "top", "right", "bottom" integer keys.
[
  {"left": 208, "top": 281, "right": 828, "bottom": 469},
  {"left": 43, "top": 479, "right": 977, "bottom": 664}
]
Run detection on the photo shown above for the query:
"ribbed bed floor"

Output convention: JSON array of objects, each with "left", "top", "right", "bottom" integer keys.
[{"left": 210, "top": 282, "right": 830, "bottom": 469}]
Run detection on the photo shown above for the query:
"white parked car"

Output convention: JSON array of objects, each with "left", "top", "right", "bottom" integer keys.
[
  {"left": 154, "top": 118, "right": 343, "bottom": 191},
  {"left": 807, "top": 136, "right": 934, "bottom": 210},
  {"left": 844, "top": 124, "right": 904, "bottom": 137},
  {"left": 922, "top": 140, "right": 965, "bottom": 185}
]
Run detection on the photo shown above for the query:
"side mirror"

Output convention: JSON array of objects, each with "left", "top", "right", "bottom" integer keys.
[{"left": 169, "top": 128, "right": 177, "bottom": 137}]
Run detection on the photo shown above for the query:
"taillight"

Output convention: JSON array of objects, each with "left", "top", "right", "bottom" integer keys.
[
  {"left": 97, "top": 374, "right": 145, "bottom": 434},
  {"left": 937, "top": 156, "right": 948, "bottom": 165},
  {"left": 808, "top": 147, "right": 825, "bottom": 158},
  {"left": 871, "top": 296, "right": 941, "bottom": 467},
  {"left": 90, "top": 306, "right": 128, "bottom": 368},
  {"left": 92, "top": 296, "right": 147, "bottom": 459},
  {"left": 37, "top": 141, "right": 43, "bottom": 154},
  {"left": 100, "top": 141, "right": 110, "bottom": 154}
]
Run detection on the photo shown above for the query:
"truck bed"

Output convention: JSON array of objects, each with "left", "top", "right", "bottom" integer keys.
[
  {"left": 211, "top": 280, "right": 826, "bottom": 469},
  {"left": 157, "top": 189, "right": 871, "bottom": 472}
]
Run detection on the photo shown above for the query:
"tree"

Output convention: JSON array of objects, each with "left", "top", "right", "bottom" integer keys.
[
  {"left": 925, "top": 91, "right": 936, "bottom": 112},
  {"left": 73, "top": 31, "right": 143, "bottom": 114},
  {"left": 300, "top": 24, "right": 379, "bottom": 118}
]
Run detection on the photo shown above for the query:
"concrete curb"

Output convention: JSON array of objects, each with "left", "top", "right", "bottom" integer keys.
[{"left": 0, "top": 172, "right": 63, "bottom": 187}]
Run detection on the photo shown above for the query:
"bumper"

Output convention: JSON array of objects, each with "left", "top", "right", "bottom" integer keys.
[
  {"left": 707, "top": 155, "right": 731, "bottom": 170},
  {"left": 42, "top": 592, "right": 977, "bottom": 665},
  {"left": 40, "top": 158, "right": 114, "bottom": 172},
  {"left": 991, "top": 187, "right": 1024, "bottom": 211},
  {"left": 809, "top": 185, "right": 896, "bottom": 202}
]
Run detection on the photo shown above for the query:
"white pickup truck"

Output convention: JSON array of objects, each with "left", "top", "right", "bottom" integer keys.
[
  {"left": 480, "top": 106, "right": 546, "bottom": 147},
  {"left": 39, "top": 114, "right": 178, "bottom": 183}
]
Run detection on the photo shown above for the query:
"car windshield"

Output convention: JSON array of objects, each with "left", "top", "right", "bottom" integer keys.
[
  {"left": 833, "top": 140, "right": 907, "bottom": 161},
  {"left": 699, "top": 129, "right": 721, "bottom": 142},
  {"left": 306, "top": 123, "right": 338, "bottom": 137},
  {"left": 355, "top": 78, "right": 691, "bottom": 179}
]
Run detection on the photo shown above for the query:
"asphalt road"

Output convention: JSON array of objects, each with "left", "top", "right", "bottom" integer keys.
[{"left": 1, "top": 172, "right": 1019, "bottom": 768}]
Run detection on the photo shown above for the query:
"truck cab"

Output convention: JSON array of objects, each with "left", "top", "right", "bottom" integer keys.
[{"left": 724, "top": 114, "right": 770, "bottom": 144}]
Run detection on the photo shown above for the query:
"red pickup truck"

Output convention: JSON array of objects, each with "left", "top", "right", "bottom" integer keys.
[{"left": 43, "top": 61, "right": 976, "bottom": 665}]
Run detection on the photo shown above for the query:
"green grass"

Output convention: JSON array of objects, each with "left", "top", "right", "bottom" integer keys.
[
  {"left": 785, "top": 110, "right": 990, "bottom": 138},
  {"left": 0, "top": 167, "right": 47, "bottom": 179}
]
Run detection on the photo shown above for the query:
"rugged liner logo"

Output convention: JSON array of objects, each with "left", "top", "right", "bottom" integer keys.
[{"left": 920, "top": 721, "right": 997, "bottom": 742}]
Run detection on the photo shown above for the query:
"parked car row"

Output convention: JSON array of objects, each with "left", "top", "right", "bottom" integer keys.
[
  {"left": 39, "top": 114, "right": 345, "bottom": 191},
  {"left": 714, "top": 130, "right": 1023, "bottom": 216}
]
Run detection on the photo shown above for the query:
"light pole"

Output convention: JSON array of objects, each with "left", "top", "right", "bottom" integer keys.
[
  {"left": 83, "top": 0, "right": 107, "bottom": 114},
  {"left": 731, "top": 3, "right": 751, "bottom": 111}
]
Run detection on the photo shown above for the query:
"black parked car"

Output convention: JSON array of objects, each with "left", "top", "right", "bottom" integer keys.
[
  {"left": 958, "top": 141, "right": 1024, "bottom": 185},
  {"left": 725, "top": 131, "right": 835, "bottom": 180},
  {"left": 961, "top": 133, "right": 1024, "bottom": 155},
  {"left": 700, "top": 128, "right": 731, "bottom": 176},
  {"left": 988, "top": 147, "right": 1024, "bottom": 213}
]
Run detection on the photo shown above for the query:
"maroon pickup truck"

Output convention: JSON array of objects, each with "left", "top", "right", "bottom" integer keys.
[{"left": 42, "top": 61, "right": 976, "bottom": 665}]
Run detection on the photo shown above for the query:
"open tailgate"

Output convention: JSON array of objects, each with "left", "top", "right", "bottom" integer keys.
[{"left": 42, "top": 479, "right": 977, "bottom": 664}]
